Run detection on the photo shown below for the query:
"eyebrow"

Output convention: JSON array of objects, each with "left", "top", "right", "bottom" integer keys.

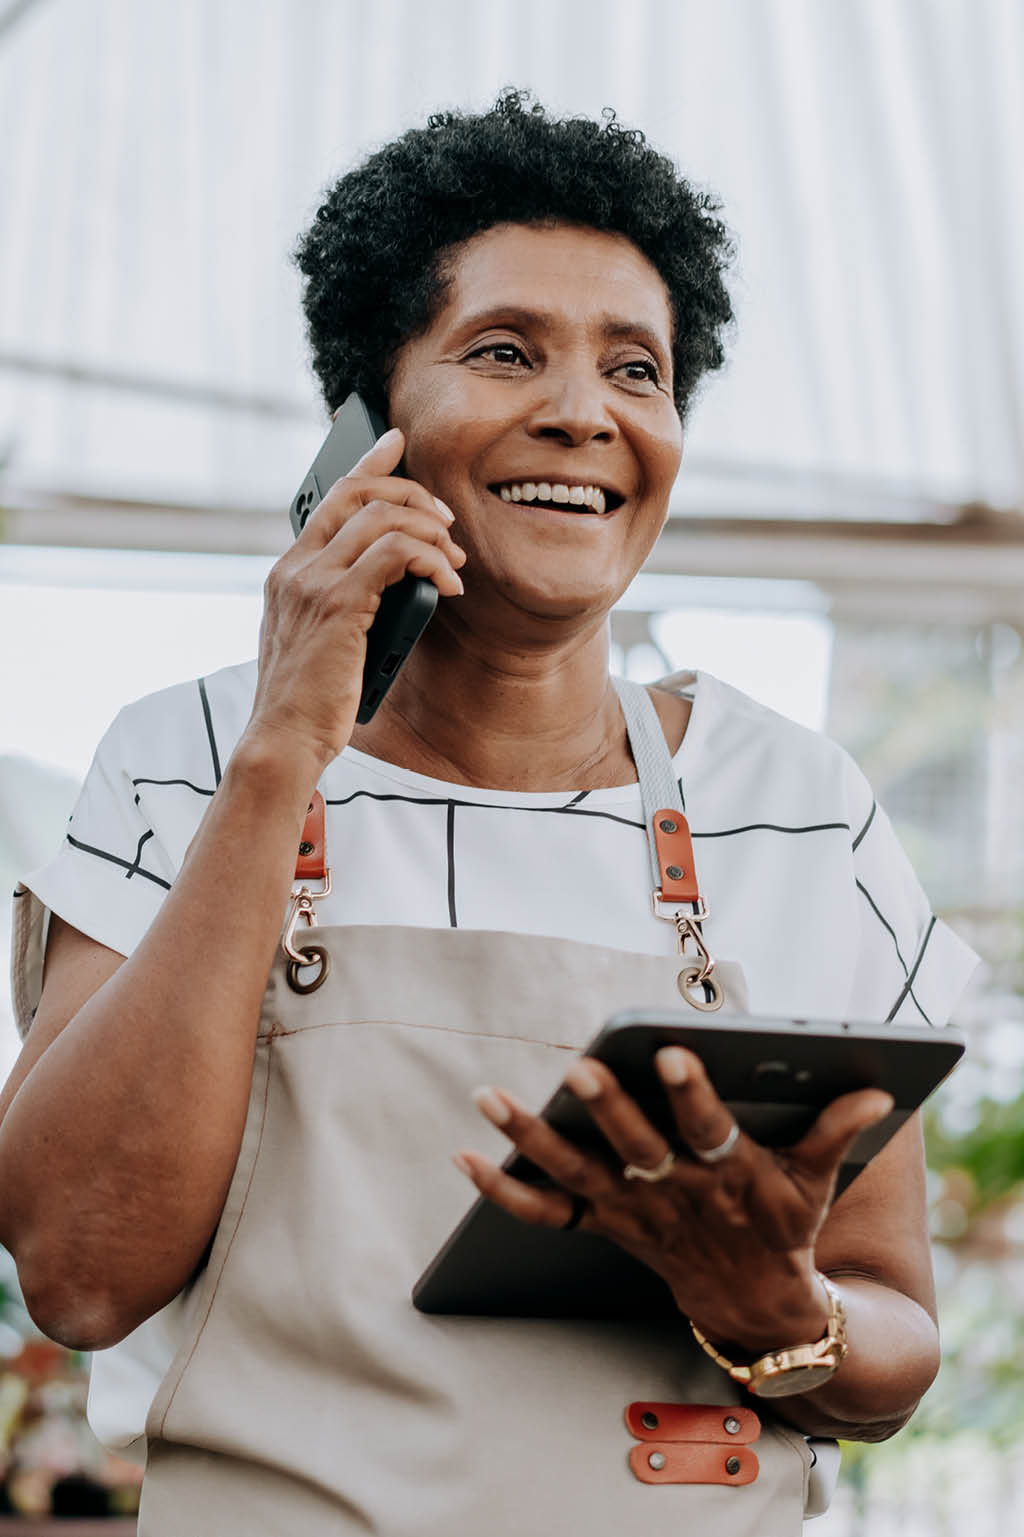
[{"left": 449, "top": 305, "right": 673, "bottom": 363}]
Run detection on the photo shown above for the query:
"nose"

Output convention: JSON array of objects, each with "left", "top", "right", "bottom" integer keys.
[{"left": 524, "top": 364, "right": 617, "bottom": 447}]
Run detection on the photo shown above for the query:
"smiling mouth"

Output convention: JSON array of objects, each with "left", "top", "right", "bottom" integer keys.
[{"left": 487, "top": 481, "right": 625, "bottom": 515}]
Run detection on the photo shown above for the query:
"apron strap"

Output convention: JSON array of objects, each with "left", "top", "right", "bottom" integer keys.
[
  {"left": 613, "top": 678, "right": 719, "bottom": 1005},
  {"left": 296, "top": 792, "right": 327, "bottom": 881},
  {"left": 612, "top": 678, "right": 700, "bottom": 902},
  {"left": 613, "top": 677, "right": 683, "bottom": 823}
]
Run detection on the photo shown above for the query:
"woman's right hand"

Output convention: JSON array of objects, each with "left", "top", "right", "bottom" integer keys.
[{"left": 248, "top": 426, "right": 466, "bottom": 768}]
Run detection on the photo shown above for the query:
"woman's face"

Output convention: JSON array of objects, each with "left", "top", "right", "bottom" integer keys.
[{"left": 387, "top": 222, "right": 683, "bottom": 628}]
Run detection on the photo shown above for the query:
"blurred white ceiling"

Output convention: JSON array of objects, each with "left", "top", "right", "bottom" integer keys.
[{"left": 0, "top": 0, "right": 1021, "bottom": 525}]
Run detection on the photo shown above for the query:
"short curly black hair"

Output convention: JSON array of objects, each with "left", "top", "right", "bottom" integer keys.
[{"left": 294, "top": 89, "right": 735, "bottom": 423}]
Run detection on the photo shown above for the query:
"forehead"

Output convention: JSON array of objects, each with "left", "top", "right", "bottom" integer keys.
[{"left": 433, "top": 222, "right": 675, "bottom": 343}]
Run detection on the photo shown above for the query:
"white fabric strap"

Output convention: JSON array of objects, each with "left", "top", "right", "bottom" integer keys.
[{"left": 612, "top": 677, "right": 684, "bottom": 894}]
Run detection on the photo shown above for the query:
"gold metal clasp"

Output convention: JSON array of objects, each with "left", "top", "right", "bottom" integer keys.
[
  {"left": 282, "top": 873, "right": 332, "bottom": 965},
  {"left": 651, "top": 893, "right": 715, "bottom": 983},
  {"left": 282, "top": 874, "right": 333, "bottom": 995},
  {"left": 652, "top": 892, "right": 725, "bottom": 1010},
  {"left": 674, "top": 913, "right": 715, "bottom": 983}
]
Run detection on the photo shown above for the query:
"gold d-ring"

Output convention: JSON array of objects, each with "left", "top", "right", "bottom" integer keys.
[
  {"left": 285, "top": 943, "right": 330, "bottom": 995},
  {"left": 677, "top": 964, "right": 725, "bottom": 1012}
]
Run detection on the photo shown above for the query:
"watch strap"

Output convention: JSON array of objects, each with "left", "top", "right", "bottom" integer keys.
[{"left": 690, "top": 1273, "right": 848, "bottom": 1395}]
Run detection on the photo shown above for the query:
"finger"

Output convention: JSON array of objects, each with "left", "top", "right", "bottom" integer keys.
[
  {"left": 317, "top": 502, "right": 466, "bottom": 574},
  {"left": 740, "top": 1090, "right": 896, "bottom": 1246},
  {"left": 345, "top": 427, "right": 450, "bottom": 520},
  {"left": 562, "top": 1058, "right": 674, "bottom": 1176},
  {"left": 348, "top": 530, "right": 465, "bottom": 598},
  {"left": 470, "top": 1086, "right": 618, "bottom": 1200},
  {"left": 655, "top": 1047, "right": 748, "bottom": 1164},
  {"left": 787, "top": 1089, "right": 895, "bottom": 1181},
  {"left": 348, "top": 424, "right": 405, "bottom": 477},
  {"left": 304, "top": 475, "right": 452, "bottom": 550},
  {"left": 452, "top": 1151, "right": 585, "bottom": 1230}
]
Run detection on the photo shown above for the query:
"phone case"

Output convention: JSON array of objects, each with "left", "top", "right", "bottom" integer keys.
[{"left": 289, "top": 393, "right": 438, "bottom": 722}]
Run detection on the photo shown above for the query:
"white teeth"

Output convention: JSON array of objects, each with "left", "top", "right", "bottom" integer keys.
[{"left": 493, "top": 481, "right": 613, "bottom": 513}]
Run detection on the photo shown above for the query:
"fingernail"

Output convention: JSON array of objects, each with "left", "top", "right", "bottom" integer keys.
[
  {"left": 471, "top": 1085, "right": 511, "bottom": 1125},
  {"left": 454, "top": 573, "right": 465, "bottom": 594},
  {"left": 452, "top": 1152, "right": 475, "bottom": 1177},
  {"left": 565, "top": 1061, "right": 601, "bottom": 1100},
  {"left": 656, "top": 1047, "right": 689, "bottom": 1085},
  {"left": 354, "top": 426, "right": 400, "bottom": 462},
  {"left": 435, "top": 496, "right": 455, "bottom": 522}
]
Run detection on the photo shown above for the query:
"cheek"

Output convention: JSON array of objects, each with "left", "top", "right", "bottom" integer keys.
[
  {"left": 395, "top": 405, "right": 456, "bottom": 485},
  {"left": 394, "top": 380, "right": 476, "bottom": 473},
  {"left": 640, "top": 422, "right": 683, "bottom": 503}
]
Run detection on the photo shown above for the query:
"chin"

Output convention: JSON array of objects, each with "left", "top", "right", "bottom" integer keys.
[{"left": 496, "top": 573, "right": 622, "bottom": 624}]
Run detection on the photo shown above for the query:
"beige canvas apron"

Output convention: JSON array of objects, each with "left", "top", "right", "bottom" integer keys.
[{"left": 139, "top": 680, "right": 816, "bottom": 1535}]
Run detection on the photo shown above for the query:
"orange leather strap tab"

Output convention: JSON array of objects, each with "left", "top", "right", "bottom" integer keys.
[
  {"left": 625, "top": 1402, "right": 761, "bottom": 1444},
  {"left": 295, "top": 791, "right": 326, "bottom": 881},
  {"left": 651, "top": 810, "right": 700, "bottom": 903},
  {"left": 629, "top": 1442, "right": 759, "bottom": 1486}
]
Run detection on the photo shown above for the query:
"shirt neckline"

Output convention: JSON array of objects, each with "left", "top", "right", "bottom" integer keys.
[{"left": 333, "top": 673, "right": 709, "bottom": 806}]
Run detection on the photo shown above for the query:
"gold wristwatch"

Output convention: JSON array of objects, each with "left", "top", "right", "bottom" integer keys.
[{"left": 690, "top": 1273, "right": 848, "bottom": 1399}]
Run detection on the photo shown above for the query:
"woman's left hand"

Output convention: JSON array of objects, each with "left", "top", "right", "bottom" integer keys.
[{"left": 454, "top": 1047, "right": 894, "bottom": 1354}]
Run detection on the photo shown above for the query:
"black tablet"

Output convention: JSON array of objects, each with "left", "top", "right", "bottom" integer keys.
[{"left": 412, "top": 1009, "right": 965, "bottom": 1318}]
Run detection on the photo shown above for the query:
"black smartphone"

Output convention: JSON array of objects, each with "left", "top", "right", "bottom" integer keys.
[{"left": 289, "top": 392, "right": 438, "bottom": 723}]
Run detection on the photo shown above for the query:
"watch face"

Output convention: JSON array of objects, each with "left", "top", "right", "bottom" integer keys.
[{"left": 749, "top": 1361, "right": 838, "bottom": 1398}]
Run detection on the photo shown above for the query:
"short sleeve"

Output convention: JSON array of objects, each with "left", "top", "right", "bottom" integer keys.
[
  {"left": 844, "top": 765, "right": 980, "bottom": 1027},
  {"left": 10, "top": 709, "right": 177, "bottom": 1039}
]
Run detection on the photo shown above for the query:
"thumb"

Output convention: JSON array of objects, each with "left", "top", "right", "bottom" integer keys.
[
  {"left": 348, "top": 425, "right": 405, "bottom": 477},
  {"left": 789, "top": 1088, "right": 895, "bottom": 1181}
]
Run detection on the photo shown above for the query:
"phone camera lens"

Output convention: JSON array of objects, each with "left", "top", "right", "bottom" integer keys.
[{"left": 753, "top": 1060, "right": 791, "bottom": 1082}]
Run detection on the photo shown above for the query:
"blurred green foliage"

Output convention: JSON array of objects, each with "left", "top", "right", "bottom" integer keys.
[{"left": 927, "top": 1094, "right": 1024, "bottom": 1216}]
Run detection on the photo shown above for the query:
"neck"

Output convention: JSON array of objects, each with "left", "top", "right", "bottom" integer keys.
[{"left": 348, "top": 615, "right": 630, "bottom": 791}]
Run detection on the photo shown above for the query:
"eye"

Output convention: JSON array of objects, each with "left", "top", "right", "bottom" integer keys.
[
  {"left": 615, "top": 358, "right": 661, "bottom": 386},
  {"left": 469, "top": 342, "right": 530, "bottom": 367}
]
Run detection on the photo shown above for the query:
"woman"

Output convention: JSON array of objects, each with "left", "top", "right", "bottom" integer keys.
[{"left": 2, "top": 93, "right": 977, "bottom": 1534}]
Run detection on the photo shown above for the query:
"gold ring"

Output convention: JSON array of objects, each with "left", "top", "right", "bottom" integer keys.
[{"left": 623, "top": 1150, "right": 677, "bottom": 1183}]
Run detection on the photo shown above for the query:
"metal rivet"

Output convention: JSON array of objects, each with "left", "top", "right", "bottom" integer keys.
[
  {"left": 724, "top": 1415, "right": 741, "bottom": 1435},
  {"left": 640, "top": 1411, "right": 659, "bottom": 1430},
  {"left": 658, "top": 818, "right": 677, "bottom": 834},
  {"left": 298, "top": 841, "right": 314, "bottom": 856},
  {"left": 725, "top": 1455, "right": 742, "bottom": 1475},
  {"left": 648, "top": 1451, "right": 666, "bottom": 1471},
  {"left": 665, "top": 864, "right": 684, "bottom": 880}
]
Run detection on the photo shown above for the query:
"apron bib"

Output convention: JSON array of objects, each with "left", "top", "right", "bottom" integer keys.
[{"left": 139, "top": 681, "right": 815, "bottom": 1536}]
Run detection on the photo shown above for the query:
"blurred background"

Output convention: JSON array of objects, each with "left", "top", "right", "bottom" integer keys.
[{"left": 1, "top": 0, "right": 1022, "bottom": 1528}]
